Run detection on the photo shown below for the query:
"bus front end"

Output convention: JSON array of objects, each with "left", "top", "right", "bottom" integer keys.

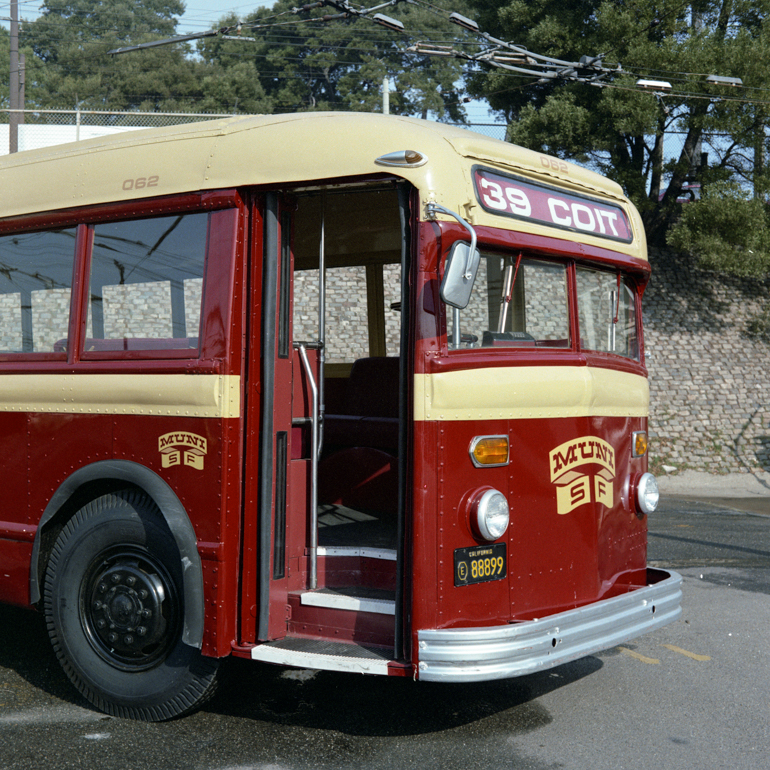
[{"left": 409, "top": 164, "right": 682, "bottom": 682}]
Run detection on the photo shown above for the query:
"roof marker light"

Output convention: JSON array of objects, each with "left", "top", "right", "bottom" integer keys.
[{"left": 375, "top": 150, "right": 428, "bottom": 168}]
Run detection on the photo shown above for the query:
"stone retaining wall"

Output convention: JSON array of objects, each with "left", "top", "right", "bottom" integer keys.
[{"left": 644, "top": 248, "right": 770, "bottom": 475}]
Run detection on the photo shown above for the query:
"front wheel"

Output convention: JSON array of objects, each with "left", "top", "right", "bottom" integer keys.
[{"left": 43, "top": 490, "right": 219, "bottom": 721}]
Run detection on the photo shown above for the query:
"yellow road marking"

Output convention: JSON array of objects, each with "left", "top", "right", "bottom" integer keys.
[
  {"left": 618, "top": 647, "right": 660, "bottom": 664},
  {"left": 662, "top": 644, "right": 711, "bottom": 662}
]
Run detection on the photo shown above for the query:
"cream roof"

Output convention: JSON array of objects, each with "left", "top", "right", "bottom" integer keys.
[{"left": 0, "top": 112, "right": 646, "bottom": 261}]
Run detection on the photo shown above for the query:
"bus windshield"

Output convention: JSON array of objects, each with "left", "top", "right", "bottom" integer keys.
[{"left": 449, "top": 252, "right": 639, "bottom": 361}]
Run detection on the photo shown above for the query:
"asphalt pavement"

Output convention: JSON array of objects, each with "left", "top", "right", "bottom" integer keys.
[{"left": 0, "top": 471, "right": 768, "bottom": 769}]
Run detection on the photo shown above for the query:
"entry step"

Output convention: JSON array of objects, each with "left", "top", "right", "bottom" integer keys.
[
  {"left": 298, "top": 586, "right": 396, "bottom": 616},
  {"left": 251, "top": 636, "right": 393, "bottom": 675}
]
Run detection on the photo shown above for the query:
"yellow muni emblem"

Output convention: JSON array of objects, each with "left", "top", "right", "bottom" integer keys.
[
  {"left": 158, "top": 432, "right": 208, "bottom": 471},
  {"left": 549, "top": 436, "right": 616, "bottom": 514}
]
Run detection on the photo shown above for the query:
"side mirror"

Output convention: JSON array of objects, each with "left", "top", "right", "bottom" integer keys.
[{"left": 440, "top": 241, "right": 480, "bottom": 309}]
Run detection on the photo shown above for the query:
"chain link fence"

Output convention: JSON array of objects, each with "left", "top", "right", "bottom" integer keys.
[
  {"left": 0, "top": 109, "right": 508, "bottom": 155},
  {"left": 0, "top": 109, "right": 237, "bottom": 154}
]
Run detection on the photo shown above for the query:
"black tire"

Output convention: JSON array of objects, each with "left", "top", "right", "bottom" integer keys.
[{"left": 43, "top": 490, "right": 219, "bottom": 721}]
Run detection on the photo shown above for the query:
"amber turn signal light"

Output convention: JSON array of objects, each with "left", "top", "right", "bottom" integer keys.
[
  {"left": 632, "top": 431, "right": 648, "bottom": 458},
  {"left": 470, "top": 436, "right": 510, "bottom": 467}
]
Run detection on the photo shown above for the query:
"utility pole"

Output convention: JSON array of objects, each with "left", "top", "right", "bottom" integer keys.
[
  {"left": 382, "top": 76, "right": 389, "bottom": 115},
  {"left": 9, "top": 0, "right": 22, "bottom": 153}
]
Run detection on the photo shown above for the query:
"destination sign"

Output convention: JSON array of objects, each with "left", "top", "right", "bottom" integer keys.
[{"left": 473, "top": 167, "right": 633, "bottom": 244}]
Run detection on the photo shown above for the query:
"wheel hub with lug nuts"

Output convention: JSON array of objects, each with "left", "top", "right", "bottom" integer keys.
[{"left": 87, "top": 559, "right": 171, "bottom": 664}]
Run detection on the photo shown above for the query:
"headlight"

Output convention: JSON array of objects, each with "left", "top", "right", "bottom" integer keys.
[
  {"left": 636, "top": 472, "right": 659, "bottom": 514},
  {"left": 473, "top": 488, "right": 510, "bottom": 541}
]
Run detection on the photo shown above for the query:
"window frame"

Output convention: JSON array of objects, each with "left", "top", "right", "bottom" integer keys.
[
  {"left": 0, "top": 191, "right": 240, "bottom": 364},
  {"left": 445, "top": 248, "right": 576, "bottom": 354},
  {"left": 80, "top": 213, "right": 209, "bottom": 362},
  {"left": 0, "top": 225, "right": 82, "bottom": 363},
  {"left": 575, "top": 264, "right": 641, "bottom": 363},
  {"left": 440, "top": 244, "right": 646, "bottom": 368}
]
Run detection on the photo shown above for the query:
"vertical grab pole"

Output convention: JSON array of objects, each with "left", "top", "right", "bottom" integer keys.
[{"left": 297, "top": 343, "right": 319, "bottom": 590}]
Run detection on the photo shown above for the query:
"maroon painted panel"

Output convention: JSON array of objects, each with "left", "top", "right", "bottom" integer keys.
[
  {"left": 410, "top": 413, "right": 649, "bottom": 634},
  {"left": 0, "top": 539, "right": 33, "bottom": 606},
  {"left": 409, "top": 215, "right": 651, "bottom": 648}
]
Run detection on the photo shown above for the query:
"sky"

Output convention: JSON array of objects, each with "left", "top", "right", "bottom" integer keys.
[
  {"left": 1, "top": 1, "right": 270, "bottom": 31},
  {"left": 175, "top": 1, "right": 271, "bottom": 34}
]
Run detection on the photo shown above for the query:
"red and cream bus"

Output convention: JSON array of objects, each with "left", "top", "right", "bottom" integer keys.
[{"left": 0, "top": 113, "right": 681, "bottom": 720}]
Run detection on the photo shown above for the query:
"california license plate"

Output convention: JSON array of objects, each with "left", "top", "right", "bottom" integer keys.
[{"left": 454, "top": 543, "right": 507, "bottom": 587}]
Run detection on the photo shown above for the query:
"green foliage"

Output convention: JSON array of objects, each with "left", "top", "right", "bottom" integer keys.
[
  {"left": 667, "top": 183, "right": 770, "bottom": 277},
  {"left": 747, "top": 305, "right": 770, "bottom": 342},
  {"left": 16, "top": 0, "right": 474, "bottom": 118},
  {"left": 197, "top": 0, "right": 474, "bottom": 120},
  {"left": 465, "top": 0, "right": 770, "bottom": 249},
  {"left": 20, "top": 0, "right": 210, "bottom": 111}
]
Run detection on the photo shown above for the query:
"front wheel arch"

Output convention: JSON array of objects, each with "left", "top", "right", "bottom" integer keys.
[{"left": 30, "top": 460, "right": 204, "bottom": 650}]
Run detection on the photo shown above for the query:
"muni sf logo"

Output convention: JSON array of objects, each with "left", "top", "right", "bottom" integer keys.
[
  {"left": 158, "top": 432, "right": 208, "bottom": 471},
  {"left": 549, "top": 436, "right": 615, "bottom": 515}
]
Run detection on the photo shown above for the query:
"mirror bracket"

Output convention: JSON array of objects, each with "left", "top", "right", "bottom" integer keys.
[{"left": 426, "top": 202, "right": 478, "bottom": 279}]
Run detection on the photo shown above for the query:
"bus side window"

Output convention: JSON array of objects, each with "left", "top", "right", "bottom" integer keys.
[
  {"left": 85, "top": 213, "right": 208, "bottom": 353},
  {"left": 0, "top": 228, "right": 77, "bottom": 354}
]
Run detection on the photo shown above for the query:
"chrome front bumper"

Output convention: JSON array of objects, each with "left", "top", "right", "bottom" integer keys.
[{"left": 417, "top": 569, "right": 682, "bottom": 682}]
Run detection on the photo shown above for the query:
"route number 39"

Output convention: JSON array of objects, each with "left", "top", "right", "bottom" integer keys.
[{"left": 122, "top": 176, "right": 159, "bottom": 191}]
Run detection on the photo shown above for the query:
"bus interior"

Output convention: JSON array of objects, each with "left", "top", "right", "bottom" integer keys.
[{"left": 285, "top": 184, "right": 405, "bottom": 648}]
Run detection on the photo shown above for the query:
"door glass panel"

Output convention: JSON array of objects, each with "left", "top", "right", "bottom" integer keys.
[
  {"left": 294, "top": 265, "right": 371, "bottom": 364},
  {"left": 384, "top": 263, "right": 402, "bottom": 357}
]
